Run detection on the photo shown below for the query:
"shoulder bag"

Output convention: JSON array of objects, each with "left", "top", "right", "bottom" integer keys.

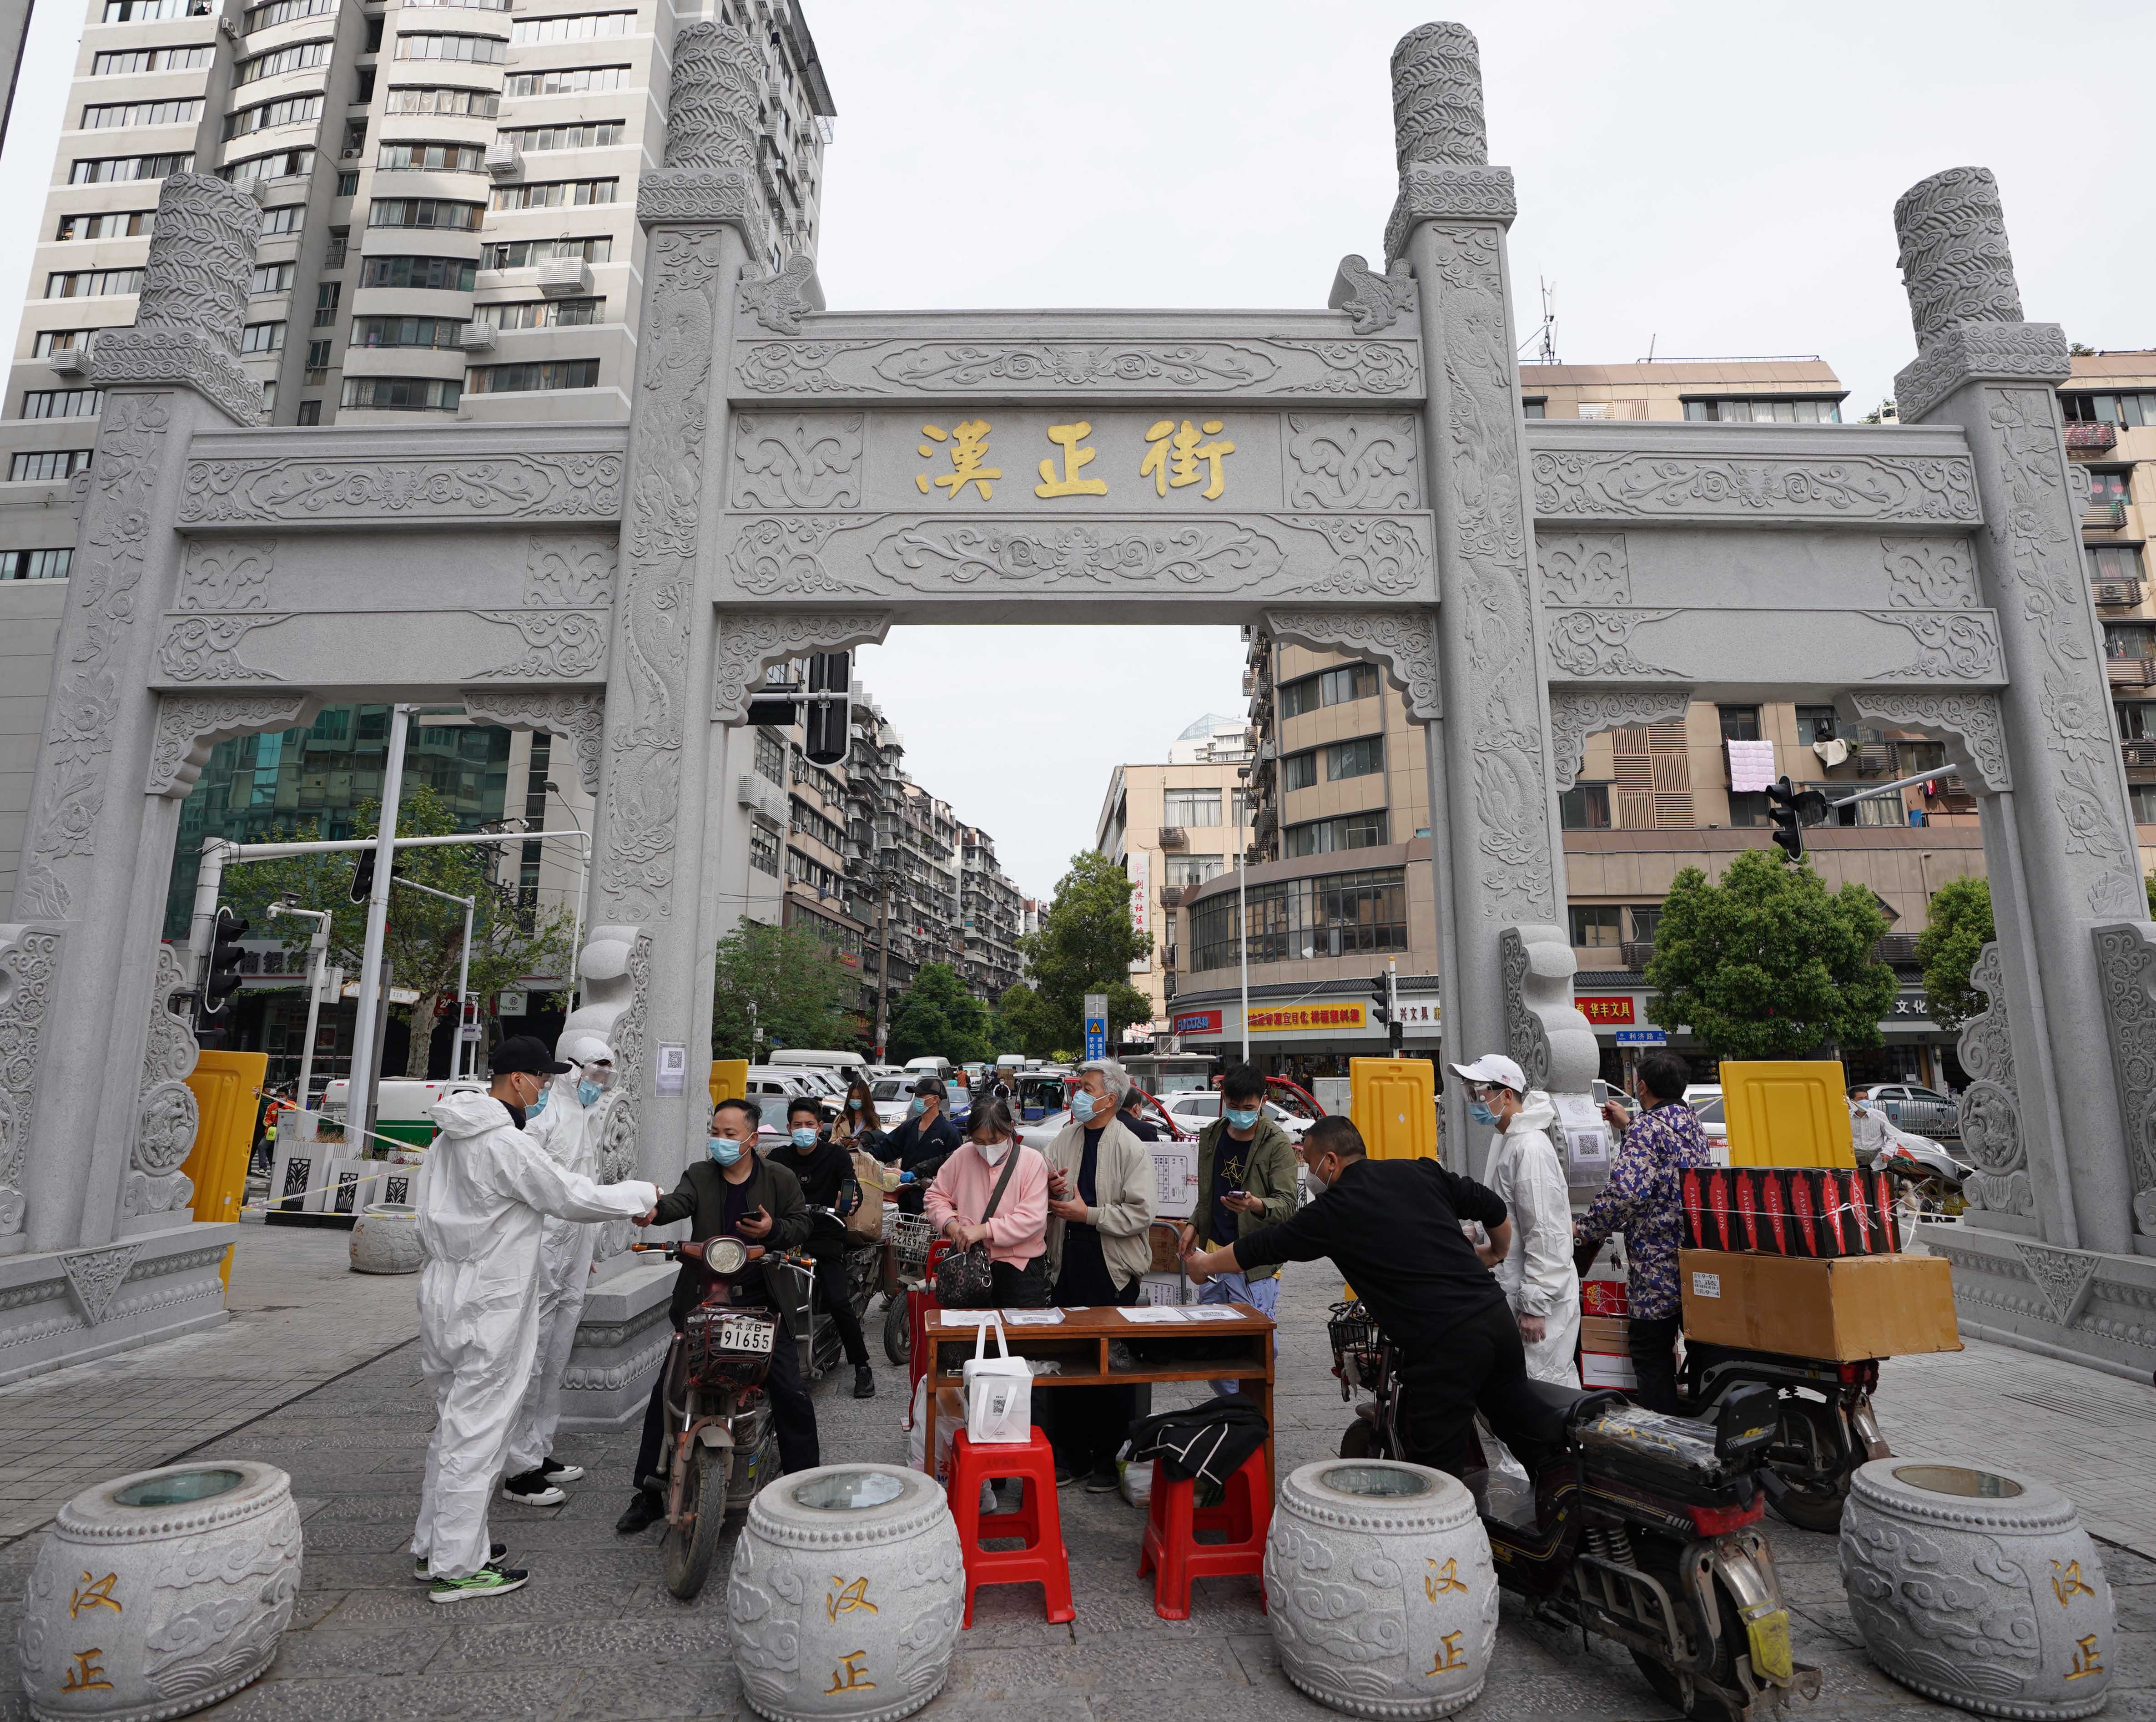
[{"left": 934, "top": 1144, "right": 1027, "bottom": 1308}]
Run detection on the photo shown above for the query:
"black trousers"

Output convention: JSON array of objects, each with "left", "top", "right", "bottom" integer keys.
[
  {"left": 1627, "top": 1312, "right": 1684, "bottom": 1414},
  {"left": 633, "top": 1319, "right": 819, "bottom": 1491},
  {"left": 1399, "top": 1299, "right": 1557, "bottom": 1479},
  {"left": 809, "top": 1247, "right": 869, "bottom": 1368},
  {"left": 1043, "top": 1262, "right": 1140, "bottom": 1473}
]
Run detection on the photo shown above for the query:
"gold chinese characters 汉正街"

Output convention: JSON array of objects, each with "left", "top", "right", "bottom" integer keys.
[{"left": 914, "top": 419, "right": 1237, "bottom": 502}]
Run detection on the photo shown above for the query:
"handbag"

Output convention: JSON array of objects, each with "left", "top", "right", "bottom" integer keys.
[
  {"left": 963, "top": 1314, "right": 1033, "bottom": 1444},
  {"left": 933, "top": 1143, "right": 1026, "bottom": 1308},
  {"left": 843, "top": 1149, "right": 887, "bottom": 1244}
]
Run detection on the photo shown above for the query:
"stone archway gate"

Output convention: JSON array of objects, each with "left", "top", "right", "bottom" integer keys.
[{"left": 3, "top": 20, "right": 2151, "bottom": 1388}]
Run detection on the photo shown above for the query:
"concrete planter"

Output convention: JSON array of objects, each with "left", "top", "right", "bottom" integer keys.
[
  {"left": 730, "top": 1464, "right": 962, "bottom": 1722},
  {"left": 18, "top": 1462, "right": 302, "bottom": 1722},
  {"left": 348, "top": 1204, "right": 422, "bottom": 1275},
  {"left": 1841, "top": 1458, "right": 2114, "bottom": 1719},
  {"left": 1264, "top": 1459, "right": 1498, "bottom": 1719}
]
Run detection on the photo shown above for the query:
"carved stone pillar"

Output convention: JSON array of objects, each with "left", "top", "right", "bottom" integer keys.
[
  {"left": 1893, "top": 167, "right": 2146, "bottom": 1254},
  {"left": 1385, "top": 23, "right": 1590, "bottom": 1153},
  {"left": 6, "top": 174, "right": 261, "bottom": 1253},
  {"left": 589, "top": 23, "right": 763, "bottom": 1191}
]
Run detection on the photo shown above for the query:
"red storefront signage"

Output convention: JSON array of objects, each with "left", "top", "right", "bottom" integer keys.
[
  {"left": 1172, "top": 1009, "right": 1222, "bottom": 1036},
  {"left": 1577, "top": 996, "right": 1636, "bottom": 1026}
]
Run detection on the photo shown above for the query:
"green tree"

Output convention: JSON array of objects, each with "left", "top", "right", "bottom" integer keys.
[
  {"left": 1916, "top": 874, "right": 1995, "bottom": 1034},
  {"left": 1018, "top": 851, "right": 1153, "bottom": 1050},
  {"left": 995, "top": 982, "right": 1065, "bottom": 1061},
  {"left": 710, "top": 922, "right": 865, "bottom": 1060},
  {"left": 1643, "top": 848, "right": 1897, "bottom": 1060},
  {"left": 887, "top": 962, "right": 993, "bottom": 1065},
  {"left": 222, "top": 785, "right": 574, "bottom": 1077}
]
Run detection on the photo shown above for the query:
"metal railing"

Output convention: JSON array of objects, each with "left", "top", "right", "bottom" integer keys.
[
  {"left": 2066, "top": 422, "right": 2119, "bottom": 452},
  {"left": 2084, "top": 500, "right": 2129, "bottom": 530},
  {"left": 2092, "top": 578, "right": 2146, "bottom": 607},
  {"left": 2107, "top": 657, "right": 2156, "bottom": 687}
]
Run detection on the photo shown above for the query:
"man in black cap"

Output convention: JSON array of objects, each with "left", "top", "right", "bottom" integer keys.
[
  {"left": 411, "top": 1035, "right": 659, "bottom": 1604},
  {"left": 877, "top": 1076, "right": 961, "bottom": 1214}
]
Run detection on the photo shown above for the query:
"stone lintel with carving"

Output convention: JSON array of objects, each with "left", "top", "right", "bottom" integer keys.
[
  {"left": 710, "top": 613, "right": 892, "bottom": 724},
  {"left": 1548, "top": 688, "right": 1694, "bottom": 791},
  {"left": 146, "top": 692, "right": 320, "bottom": 798},
  {"left": 1526, "top": 423, "right": 1982, "bottom": 529},
  {"left": 1263, "top": 608, "right": 1440, "bottom": 722},
  {"left": 1895, "top": 322, "right": 2071, "bottom": 425},
  {"left": 728, "top": 310, "right": 1424, "bottom": 404},
  {"left": 459, "top": 688, "right": 606, "bottom": 796},
  {"left": 1840, "top": 690, "right": 2012, "bottom": 794},
  {"left": 175, "top": 425, "right": 626, "bottom": 531},
  {"left": 1542, "top": 606, "right": 2006, "bottom": 692}
]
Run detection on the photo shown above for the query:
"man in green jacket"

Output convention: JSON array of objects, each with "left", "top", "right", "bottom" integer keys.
[
  {"left": 1178, "top": 1063, "right": 1298, "bottom": 1394},
  {"left": 615, "top": 1097, "right": 815, "bottom": 1536}
]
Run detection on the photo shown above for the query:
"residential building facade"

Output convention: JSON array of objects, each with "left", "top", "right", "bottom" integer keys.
[{"left": 0, "top": 0, "right": 831, "bottom": 575}]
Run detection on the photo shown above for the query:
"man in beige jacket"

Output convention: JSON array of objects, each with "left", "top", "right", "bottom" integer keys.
[{"left": 1042, "top": 1057, "right": 1156, "bottom": 1487}]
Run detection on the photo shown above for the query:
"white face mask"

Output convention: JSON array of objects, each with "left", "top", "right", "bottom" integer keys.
[
  {"left": 1303, "top": 1159, "right": 1330, "bottom": 1193},
  {"left": 978, "top": 1138, "right": 1011, "bottom": 1166}
]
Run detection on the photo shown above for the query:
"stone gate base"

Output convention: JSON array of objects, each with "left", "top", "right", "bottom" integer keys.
[
  {"left": 0, "top": 1221, "right": 236, "bottom": 1386},
  {"left": 1920, "top": 1220, "right": 2156, "bottom": 1384},
  {"left": 556, "top": 1257, "right": 675, "bottom": 1432}
]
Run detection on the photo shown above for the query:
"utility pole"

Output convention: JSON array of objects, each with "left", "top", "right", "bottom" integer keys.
[
  {"left": 347, "top": 702, "right": 411, "bottom": 1160},
  {"left": 266, "top": 899, "right": 331, "bottom": 1106},
  {"left": 872, "top": 869, "right": 892, "bottom": 1061}
]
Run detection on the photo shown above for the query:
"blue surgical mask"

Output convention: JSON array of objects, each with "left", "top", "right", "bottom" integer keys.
[
  {"left": 1468, "top": 1101, "right": 1497, "bottom": 1127},
  {"left": 708, "top": 1136, "right": 744, "bottom": 1166},
  {"left": 578, "top": 1081, "right": 603, "bottom": 1109},
  {"left": 907, "top": 1097, "right": 927, "bottom": 1118},
  {"left": 790, "top": 1126, "right": 817, "bottom": 1147},
  {"left": 1224, "top": 1108, "right": 1259, "bottom": 1131},
  {"left": 1070, "top": 1091, "right": 1099, "bottom": 1122},
  {"left": 527, "top": 1090, "right": 550, "bottom": 1117}
]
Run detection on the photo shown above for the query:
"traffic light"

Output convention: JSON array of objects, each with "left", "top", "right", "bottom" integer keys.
[
  {"left": 1370, "top": 970, "right": 1392, "bottom": 1031},
  {"left": 203, "top": 907, "right": 249, "bottom": 1016},
  {"left": 349, "top": 849, "right": 375, "bottom": 904},
  {"left": 1763, "top": 776, "right": 1829, "bottom": 862},
  {"left": 804, "top": 651, "right": 851, "bottom": 767}
]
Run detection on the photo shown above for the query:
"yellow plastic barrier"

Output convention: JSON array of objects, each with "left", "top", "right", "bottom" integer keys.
[
  {"left": 183, "top": 1050, "right": 268, "bottom": 1288},
  {"left": 710, "top": 1058, "right": 748, "bottom": 1111},
  {"left": 1721, "top": 1060, "right": 1855, "bottom": 1168},
  {"left": 1349, "top": 1057, "right": 1437, "bottom": 1161}
]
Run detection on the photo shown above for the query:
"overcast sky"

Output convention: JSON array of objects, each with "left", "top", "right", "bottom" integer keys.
[{"left": 5, "top": 2, "right": 2153, "bottom": 899}]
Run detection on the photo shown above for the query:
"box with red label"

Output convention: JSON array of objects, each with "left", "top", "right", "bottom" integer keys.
[{"left": 1681, "top": 1166, "right": 1899, "bottom": 1258}]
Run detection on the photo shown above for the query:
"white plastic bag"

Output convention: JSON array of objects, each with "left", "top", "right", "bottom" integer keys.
[
  {"left": 962, "top": 1314, "right": 1032, "bottom": 1444},
  {"left": 907, "top": 1378, "right": 995, "bottom": 1511}
]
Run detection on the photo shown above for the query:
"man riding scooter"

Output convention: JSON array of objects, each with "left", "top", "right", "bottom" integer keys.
[{"left": 615, "top": 1096, "right": 817, "bottom": 1536}]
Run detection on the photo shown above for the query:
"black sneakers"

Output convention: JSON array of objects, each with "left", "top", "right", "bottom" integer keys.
[
  {"left": 501, "top": 1469, "right": 566, "bottom": 1507},
  {"left": 853, "top": 1364, "right": 876, "bottom": 1399},
  {"left": 413, "top": 1542, "right": 504, "bottom": 1581},
  {"left": 539, "top": 1456, "right": 585, "bottom": 1483},
  {"left": 615, "top": 1488, "right": 665, "bottom": 1535},
  {"left": 1084, "top": 1463, "right": 1121, "bottom": 1494},
  {"left": 429, "top": 1560, "right": 529, "bottom": 1604}
]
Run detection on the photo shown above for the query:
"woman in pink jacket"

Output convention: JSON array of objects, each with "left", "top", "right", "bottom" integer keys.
[{"left": 924, "top": 1099, "right": 1052, "bottom": 1307}]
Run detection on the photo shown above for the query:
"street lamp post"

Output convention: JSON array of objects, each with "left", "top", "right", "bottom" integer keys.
[
  {"left": 543, "top": 780, "right": 587, "bottom": 1009},
  {"left": 265, "top": 899, "right": 331, "bottom": 1107}
]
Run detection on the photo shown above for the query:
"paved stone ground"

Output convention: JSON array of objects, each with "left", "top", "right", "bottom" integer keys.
[
  {"left": 0, "top": 1223, "right": 422, "bottom": 1540},
  {"left": 2, "top": 1237, "right": 2148, "bottom": 1722}
]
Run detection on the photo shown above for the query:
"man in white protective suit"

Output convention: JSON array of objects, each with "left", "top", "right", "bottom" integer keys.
[
  {"left": 499, "top": 1033, "right": 618, "bottom": 1506},
  {"left": 413, "top": 1035, "right": 658, "bottom": 1603},
  {"left": 1452, "top": 1052, "right": 1582, "bottom": 1387}
]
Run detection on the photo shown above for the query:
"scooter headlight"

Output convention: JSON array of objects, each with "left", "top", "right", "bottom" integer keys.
[{"left": 707, "top": 1237, "right": 748, "bottom": 1276}]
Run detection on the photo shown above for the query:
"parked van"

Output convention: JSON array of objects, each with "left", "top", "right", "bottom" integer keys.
[
  {"left": 903, "top": 1055, "right": 952, "bottom": 1081},
  {"left": 767, "top": 1048, "right": 872, "bottom": 1087}
]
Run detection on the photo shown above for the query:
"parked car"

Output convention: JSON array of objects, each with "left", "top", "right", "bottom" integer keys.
[
  {"left": 1158, "top": 1091, "right": 1313, "bottom": 1142},
  {"left": 1851, "top": 1081, "right": 1960, "bottom": 1139}
]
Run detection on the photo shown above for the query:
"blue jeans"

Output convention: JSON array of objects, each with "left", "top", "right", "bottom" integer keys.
[{"left": 1198, "top": 1270, "right": 1278, "bottom": 1396}]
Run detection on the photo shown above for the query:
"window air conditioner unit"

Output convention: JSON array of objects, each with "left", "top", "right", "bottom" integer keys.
[
  {"left": 50, "top": 344, "right": 89, "bottom": 376},
  {"left": 219, "top": 13, "right": 240, "bottom": 39},
  {"left": 536, "top": 256, "right": 591, "bottom": 297},
  {"left": 484, "top": 139, "right": 522, "bottom": 181},
  {"left": 458, "top": 321, "right": 494, "bottom": 351}
]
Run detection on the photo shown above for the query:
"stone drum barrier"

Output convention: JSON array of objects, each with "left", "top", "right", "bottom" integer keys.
[
  {"left": 1840, "top": 1458, "right": 2115, "bottom": 1718},
  {"left": 348, "top": 1203, "right": 423, "bottom": 1275},
  {"left": 729, "top": 1464, "right": 963, "bottom": 1722},
  {"left": 18, "top": 1461, "right": 302, "bottom": 1722},
  {"left": 1264, "top": 1459, "right": 1498, "bottom": 1719}
]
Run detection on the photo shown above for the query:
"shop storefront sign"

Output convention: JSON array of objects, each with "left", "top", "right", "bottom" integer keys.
[
  {"left": 1248, "top": 1001, "right": 1367, "bottom": 1033},
  {"left": 1171, "top": 1008, "right": 1222, "bottom": 1036},
  {"left": 1577, "top": 996, "right": 1635, "bottom": 1026}
]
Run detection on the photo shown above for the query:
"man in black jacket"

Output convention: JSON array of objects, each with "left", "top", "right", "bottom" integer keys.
[
  {"left": 769, "top": 1096, "right": 875, "bottom": 1400},
  {"left": 615, "top": 1097, "right": 817, "bottom": 1536},
  {"left": 1184, "top": 1114, "right": 1552, "bottom": 1479},
  {"left": 879, "top": 1076, "right": 962, "bottom": 1213}
]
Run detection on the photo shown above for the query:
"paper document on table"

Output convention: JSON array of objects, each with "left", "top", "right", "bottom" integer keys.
[
  {"left": 933, "top": 1310, "right": 1002, "bottom": 1327},
  {"left": 1176, "top": 1304, "right": 1247, "bottom": 1322},
  {"left": 1117, "top": 1304, "right": 1192, "bottom": 1323},
  {"left": 1001, "top": 1308, "right": 1066, "bottom": 1325}
]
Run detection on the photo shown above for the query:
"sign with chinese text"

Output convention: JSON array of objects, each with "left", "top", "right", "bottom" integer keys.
[
  {"left": 1615, "top": 1028, "right": 1667, "bottom": 1046},
  {"left": 1127, "top": 850, "right": 1151, "bottom": 973},
  {"left": 1248, "top": 1001, "right": 1368, "bottom": 1034},
  {"left": 1084, "top": 992, "right": 1107, "bottom": 1062},
  {"left": 1577, "top": 995, "right": 1635, "bottom": 1026}
]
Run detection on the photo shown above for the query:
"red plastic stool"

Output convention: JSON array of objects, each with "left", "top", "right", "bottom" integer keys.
[
  {"left": 1137, "top": 1447, "right": 1272, "bottom": 1621},
  {"left": 947, "top": 1428, "right": 1075, "bottom": 1626},
  {"left": 905, "top": 1241, "right": 953, "bottom": 1406}
]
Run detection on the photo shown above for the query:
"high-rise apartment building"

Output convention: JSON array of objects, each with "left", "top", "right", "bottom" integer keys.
[{"left": 0, "top": 0, "right": 829, "bottom": 482}]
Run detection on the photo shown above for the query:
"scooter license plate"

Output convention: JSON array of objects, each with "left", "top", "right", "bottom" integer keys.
[
  {"left": 720, "top": 1315, "right": 777, "bottom": 1355},
  {"left": 1743, "top": 1605, "right": 1793, "bottom": 1683}
]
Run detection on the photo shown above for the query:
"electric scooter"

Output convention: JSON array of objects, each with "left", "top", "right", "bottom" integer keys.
[
  {"left": 1330, "top": 1301, "right": 1820, "bottom": 1722},
  {"left": 629, "top": 1238, "right": 785, "bottom": 1600}
]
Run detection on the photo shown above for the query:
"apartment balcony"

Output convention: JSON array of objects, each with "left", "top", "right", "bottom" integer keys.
[
  {"left": 2084, "top": 500, "right": 2129, "bottom": 531},
  {"left": 1159, "top": 885, "right": 1184, "bottom": 909},
  {"left": 2124, "top": 739, "right": 2156, "bottom": 771},
  {"left": 1157, "top": 826, "right": 1189, "bottom": 849},
  {"left": 1619, "top": 939, "right": 1656, "bottom": 970},
  {"left": 2094, "top": 578, "right": 2146, "bottom": 609},
  {"left": 2066, "top": 422, "right": 2119, "bottom": 452},
  {"left": 2107, "top": 656, "right": 2156, "bottom": 688},
  {"left": 1874, "top": 933, "right": 1922, "bottom": 965}
]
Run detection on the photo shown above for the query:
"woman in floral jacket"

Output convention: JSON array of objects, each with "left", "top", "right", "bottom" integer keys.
[{"left": 1575, "top": 1051, "right": 1713, "bottom": 1413}]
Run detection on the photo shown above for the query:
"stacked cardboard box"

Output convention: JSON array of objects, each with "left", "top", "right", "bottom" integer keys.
[
  {"left": 1680, "top": 1165, "right": 1899, "bottom": 1258},
  {"left": 1680, "top": 1250, "right": 1961, "bottom": 1360},
  {"left": 1577, "top": 1238, "right": 1634, "bottom": 1389}
]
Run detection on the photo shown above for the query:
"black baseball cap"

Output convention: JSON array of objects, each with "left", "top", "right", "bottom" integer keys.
[
  {"left": 491, "top": 1034, "right": 570, "bottom": 1076},
  {"left": 912, "top": 1076, "right": 947, "bottom": 1098}
]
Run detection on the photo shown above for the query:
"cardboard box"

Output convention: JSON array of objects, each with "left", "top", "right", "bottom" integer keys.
[
  {"left": 1679, "top": 1249, "right": 1961, "bottom": 1360},
  {"left": 1581, "top": 1350, "right": 1638, "bottom": 1389},
  {"left": 1581, "top": 1278, "right": 1629, "bottom": 1318},
  {"left": 1579, "top": 1314, "right": 1632, "bottom": 1353}
]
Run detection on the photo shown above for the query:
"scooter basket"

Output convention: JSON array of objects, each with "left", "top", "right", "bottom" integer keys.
[
  {"left": 1327, "top": 1300, "right": 1386, "bottom": 1390},
  {"left": 886, "top": 1210, "right": 937, "bottom": 1273},
  {"left": 682, "top": 1303, "right": 776, "bottom": 1392}
]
